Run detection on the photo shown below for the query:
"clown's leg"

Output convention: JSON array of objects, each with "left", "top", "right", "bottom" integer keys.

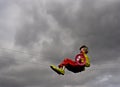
[
  {"left": 58, "top": 58, "right": 76, "bottom": 68},
  {"left": 50, "top": 65, "right": 65, "bottom": 75}
]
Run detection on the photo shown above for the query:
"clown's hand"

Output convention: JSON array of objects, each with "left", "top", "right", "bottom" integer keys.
[{"left": 79, "top": 58, "right": 84, "bottom": 63}]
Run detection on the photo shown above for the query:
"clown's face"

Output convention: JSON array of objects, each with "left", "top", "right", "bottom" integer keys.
[{"left": 81, "top": 47, "right": 88, "bottom": 54}]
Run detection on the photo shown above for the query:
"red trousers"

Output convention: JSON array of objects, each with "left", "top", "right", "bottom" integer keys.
[
  {"left": 58, "top": 58, "right": 79, "bottom": 68},
  {"left": 58, "top": 58, "right": 85, "bottom": 73}
]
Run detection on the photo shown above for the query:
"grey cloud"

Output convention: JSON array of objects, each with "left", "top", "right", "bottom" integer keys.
[
  {"left": 15, "top": 3, "right": 49, "bottom": 48},
  {"left": 0, "top": 63, "right": 69, "bottom": 87},
  {"left": 46, "top": 0, "right": 120, "bottom": 64},
  {"left": 1, "top": 0, "right": 120, "bottom": 87},
  {"left": 0, "top": 52, "right": 16, "bottom": 70}
]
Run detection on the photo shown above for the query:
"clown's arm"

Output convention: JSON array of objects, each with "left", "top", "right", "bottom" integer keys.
[{"left": 84, "top": 54, "right": 90, "bottom": 67}]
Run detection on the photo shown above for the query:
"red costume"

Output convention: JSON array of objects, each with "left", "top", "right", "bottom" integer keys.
[{"left": 58, "top": 52, "right": 86, "bottom": 73}]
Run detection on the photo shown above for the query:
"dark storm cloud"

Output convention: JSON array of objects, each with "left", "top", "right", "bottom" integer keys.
[
  {"left": 1, "top": 0, "right": 120, "bottom": 87},
  {"left": 0, "top": 63, "right": 73, "bottom": 87},
  {"left": 15, "top": 2, "right": 50, "bottom": 48},
  {"left": 0, "top": 51, "right": 16, "bottom": 70},
  {"left": 45, "top": 0, "right": 120, "bottom": 64},
  {"left": 0, "top": 65, "right": 50, "bottom": 87},
  {"left": 40, "top": 1, "right": 120, "bottom": 86},
  {"left": 82, "top": 1, "right": 120, "bottom": 64}
]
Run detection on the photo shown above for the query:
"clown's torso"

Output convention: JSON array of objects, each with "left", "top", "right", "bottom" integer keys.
[{"left": 75, "top": 52, "right": 90, "bottom": 67}]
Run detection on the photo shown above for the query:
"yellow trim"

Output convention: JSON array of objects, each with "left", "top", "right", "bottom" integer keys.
[
  {"left": 50, "top": 65, "right": 65, "bottom": 75},
  {"left": 84, "top": 53, "right": 90, "bottom": 67}
]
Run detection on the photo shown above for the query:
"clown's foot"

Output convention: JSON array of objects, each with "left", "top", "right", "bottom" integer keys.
[{"left": 50, "top": 65, "right": 65, "bottom": 75}]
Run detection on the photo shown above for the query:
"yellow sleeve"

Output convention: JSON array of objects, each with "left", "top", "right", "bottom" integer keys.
[{"left": 84, "top": 54, "right": 90, "bottom": 67}]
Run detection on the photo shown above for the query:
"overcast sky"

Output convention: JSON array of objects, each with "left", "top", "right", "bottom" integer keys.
[{"left": 0, "top": 0, "right": 120, "bottom": 87}]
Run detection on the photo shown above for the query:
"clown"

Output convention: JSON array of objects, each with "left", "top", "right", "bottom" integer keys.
[{"left": 50, "top": 45, "right": 90, "bottom": 75}]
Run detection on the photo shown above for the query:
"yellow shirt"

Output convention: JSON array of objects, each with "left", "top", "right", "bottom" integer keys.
[{"left": 84, "top": 53, "right": 90, "bottom": 67}]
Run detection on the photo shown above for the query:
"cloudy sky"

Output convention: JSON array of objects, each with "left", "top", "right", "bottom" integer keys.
[{"left": 0, "top": 0, "right": 120, "bottom": 87}]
